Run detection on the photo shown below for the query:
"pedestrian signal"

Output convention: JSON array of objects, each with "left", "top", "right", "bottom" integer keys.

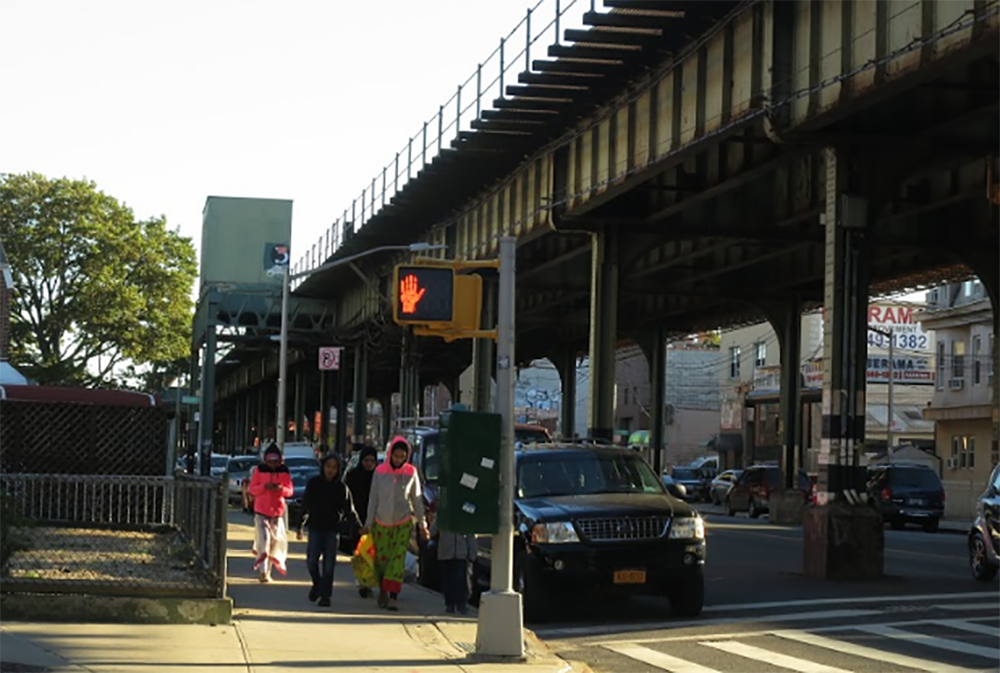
[{"left": 393, "top": 265, "right": 454, "bottom": 325}]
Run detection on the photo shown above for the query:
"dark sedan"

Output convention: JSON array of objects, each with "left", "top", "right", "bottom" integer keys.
[{"left": 472, "top": 444, "right": 706, "bottom": 622}]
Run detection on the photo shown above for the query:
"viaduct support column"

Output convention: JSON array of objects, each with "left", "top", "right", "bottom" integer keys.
[
  {"left": 760, "top": 299, "right": 804, "bottom": 524},
  {"left": 197, "top": 301, "right": 217, "bottom": 476},
  {"left": 335, "top": 365, "right": 348, "bottom": 455},
  {"left": 293, "top": 367, "right": 304, "bottom": 441},
  {"left": 639, "top": 326, "right": 667, "bottom": 475},
  {"left": 353, "top": 343, "right": 368, "bottom": 450},
  {"left": 803, "top": 147, "right": 883, "bottom": 580},
  {"left": 556, "top": 350, "right": 577, "bottom": 440},
  {"left": 588, "top": 229, "right": 619, "bottom": 441},
  {"left": 473, "top": 281, "right": 497, "bottom": 412}
]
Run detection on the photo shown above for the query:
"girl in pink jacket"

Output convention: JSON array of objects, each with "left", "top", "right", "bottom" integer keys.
[{"left": 248, "top": 444, "right": 294, "bottom": 582}]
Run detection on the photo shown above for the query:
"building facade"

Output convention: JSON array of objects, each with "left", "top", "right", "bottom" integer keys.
[
  {"left": 917, "top": 280, "right": 998, "bottom": 519},
  {"left": 720, "top": 301, "right": 936, "bottom": 473}
]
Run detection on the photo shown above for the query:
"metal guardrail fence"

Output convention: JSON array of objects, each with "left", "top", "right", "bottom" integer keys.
[
  {"left": 0, "top": 474, "right": 227, "bottom": 598},
  {"left": 291, "top": 0, "right": 592, "bottom": 284}
]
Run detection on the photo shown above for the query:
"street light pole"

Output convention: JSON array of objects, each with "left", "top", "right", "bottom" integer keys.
[
  {"left": 274, "top": 242, "right": 445, "bottom": 451},
  {"left": 476, "top": 236, "right": 524, "bottom": 658}
]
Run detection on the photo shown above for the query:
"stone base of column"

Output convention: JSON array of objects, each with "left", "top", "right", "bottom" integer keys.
[
  {"left": 769, "top": 489, "right": 806, "bottom": 526},
  {"left": 803, "top": 502, "right": 884, "bottom": 579}
]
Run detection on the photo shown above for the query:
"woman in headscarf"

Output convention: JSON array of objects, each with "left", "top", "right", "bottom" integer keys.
[
  {"left": 248, "top": 444, "right": 294, "bottom": 582},
  {"left": 344, "top": 445, "right": 378, "bottom": 597},
  {"left": 361, "top": 436, "right": 427, "bottom": 611}
]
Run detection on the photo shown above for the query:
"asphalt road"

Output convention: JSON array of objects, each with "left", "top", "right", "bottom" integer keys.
[{"left": 535, "top": 509, "right": 999, "bottom": 673}]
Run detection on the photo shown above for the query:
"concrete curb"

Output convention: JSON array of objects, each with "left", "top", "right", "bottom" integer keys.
[{"left": 0, "top": 594, "right": 232, "bottom": 625}]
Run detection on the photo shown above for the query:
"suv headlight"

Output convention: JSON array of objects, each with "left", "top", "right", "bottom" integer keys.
[
  {"left": 669, "top": 516, "right": 705, "bottom": 540},
  {"left": 531, "top": 522, "right": 580, "bottom": 544}
]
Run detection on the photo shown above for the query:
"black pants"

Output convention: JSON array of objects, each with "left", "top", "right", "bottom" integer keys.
[{"left": 440, "top": 559, "right": 469, "bottom": 608}]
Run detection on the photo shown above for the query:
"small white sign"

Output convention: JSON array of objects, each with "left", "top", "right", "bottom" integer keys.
[
  {"left": 462, "top": 502, "right": 477, "bottom": 514},
  {"left": 497, "top": 355, "right": 511, "bottom": 370},
  {"left": 318, "top": 346, "right": 343, "bottom": 371},
  {"left": 480, "top": 457, "right": 495, "bottom": 470},
  {"left": 460, "top": 473, "right": 479, "bottom": 490}
]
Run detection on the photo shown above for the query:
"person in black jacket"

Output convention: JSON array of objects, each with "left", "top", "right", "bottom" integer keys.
[
  {"left": 343, "top": 445, "right": 378, "bottom": 596},
  {"left": 296, "top": 453, "right": 359, "bottom": 607}
]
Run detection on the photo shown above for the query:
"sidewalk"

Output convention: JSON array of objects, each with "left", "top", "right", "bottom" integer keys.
[
  {"left": 696, "top": 502, "right": 969, "bottom": 534},
  {"left": 0, "top": 512, "right": 589, "bottom": 673}
]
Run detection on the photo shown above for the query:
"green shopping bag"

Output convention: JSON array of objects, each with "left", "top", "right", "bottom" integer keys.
[{"left": 351, "top": 533, "right": 377, "bottom": 588}]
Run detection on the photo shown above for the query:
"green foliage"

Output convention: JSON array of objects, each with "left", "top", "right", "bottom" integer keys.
[{"left": 0, "top": 172, "right": 197, "bottom": 387}]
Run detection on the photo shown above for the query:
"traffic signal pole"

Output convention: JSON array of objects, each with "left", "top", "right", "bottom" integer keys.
[{"left": 475, "top": 236, "right": 524, "bottom": 658}]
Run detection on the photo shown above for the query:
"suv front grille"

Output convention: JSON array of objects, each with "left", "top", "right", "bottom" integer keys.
[{"left": 575, "top": 516, "right": 670, "bottom": 542}]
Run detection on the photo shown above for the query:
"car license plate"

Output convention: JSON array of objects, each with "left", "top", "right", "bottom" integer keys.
[
  {"left": 906, "top": 498, "right": 927, "bottom": 506},
  {"left": 613, "top": 569, "right": 646, "bottom": 584}
]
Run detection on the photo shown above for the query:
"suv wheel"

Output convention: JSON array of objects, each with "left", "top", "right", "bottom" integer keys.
[
  {"left": 748, "top": 500, "right": 761, "bottom": 519},
  {"left": 516, "top": 558, "right": 551, "bottom": 622},
  {"left": 970, "top": 534, "right": 999, "bottom": 582},
  {"left": 668, "top": 568, "right": 704, "bottom": 617}
]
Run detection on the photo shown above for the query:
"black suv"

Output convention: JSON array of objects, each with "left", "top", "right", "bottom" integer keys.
[
  {"left": 866, "top": 464, "right": 945, "bottom": 532},
  {"left": 969, "top": 463, "right": 1000, "bottom": 582},
  {"left": 471, "top": 444, "right": 706, "bottom": 622}
]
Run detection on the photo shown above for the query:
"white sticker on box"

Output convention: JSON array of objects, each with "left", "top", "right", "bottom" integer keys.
[
  {"left": 460, "top": 473, "right": 479, "bottom": 489},
  {"left": 480, "top": 458, "right": 495, "bottom": 469},
  {"left": 462, "top": 502, "right": 477, "bottom": 514}
]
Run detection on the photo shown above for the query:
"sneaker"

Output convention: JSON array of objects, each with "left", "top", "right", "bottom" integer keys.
[
  {"left": 308, "top": 587, "right": 319, "bottom": 602},
  {"left": 258, "top": 574, "right": 271, "bottom": 583},
  {"left": 457, "top": 605, "right": 469, "bottom": 615},
  {"left": 358, "top": 587, "right": 372, "bottom": 598},
  {"left": 318, "top": 597, "right": 331, "bottom": 607},
  {"left": 377, "top": 592, "right": 389, "bottom": 609},
  {"left": 387, "top": 598, "right": 399, "bottom": 612}
]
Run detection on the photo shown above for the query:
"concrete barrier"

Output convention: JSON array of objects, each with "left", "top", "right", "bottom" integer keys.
[{"left": 0, "top": 594, "right": 232, "bottom": 625}]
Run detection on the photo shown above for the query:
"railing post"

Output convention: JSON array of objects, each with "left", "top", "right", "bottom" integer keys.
[
  {"left": 361, "top": 188, "right": 366, "bottom": 223},
  {"left": 456, "top": 84, "right": 462, "bottom": 140},
  {"left": 422, "top": 121, "right": 428, "bottom": 166},
  {"left": 352, "top": 199, "right": 356, "bottom": 232},
  {"left": 555, "top": 0, "right": 561, "bottom": 47},
  {"left": 215, "top": 479, "right": 228, "bottom": 597},
  {"left": 476, "top": 63, "right": 482, "bottom": 117},
  {"left": 499, "top": 37, "right": 506, "bottom": 99},
  {"left": 526, "top": 7, "right": 532, "bottom": 72},
  {"left": 382, "top": 167, "right": 387, "bottom": 206},
  {"left": 371, "top": 177, "right": 376, "bottom": 216},
  {"left": 407, "top": 137, "right": 413, "bottom": 179},
  {"left": 438, "top": 105, "right": 444, "bottom": 152},
  {"left": 394, "top": 152, "right": 400, "bottom": 192}
]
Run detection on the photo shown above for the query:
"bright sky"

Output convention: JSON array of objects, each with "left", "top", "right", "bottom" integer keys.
[{"left": 1, "top": 0, "right": 587, "bottom": 274}]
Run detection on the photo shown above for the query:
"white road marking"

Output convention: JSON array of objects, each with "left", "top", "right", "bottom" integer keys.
[
  {"left": 937, "top": 620, "right": 1000, "bottom": 637},
  {"left": 703, "top": 592, "right": 999, "bottom": 614},
  {"left": 772, "top": 629, "right": 983, "bottom": 673},
  {"left": 602, "top": 644, "right": 722, "bottom": 673},
  {"left": 854, "top": 624, "right": 1000, "bottom": 661},
  {"left": 934, "top": 603, "right": 1000, "bottom": 611},
  {"left": 703, "top": 640, "right": 852, "bottom": 673}
]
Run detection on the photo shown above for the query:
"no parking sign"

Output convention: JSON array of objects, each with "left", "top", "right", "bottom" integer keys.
[{"left": 318, "top": 347, "right": 342, "bottom": 371}]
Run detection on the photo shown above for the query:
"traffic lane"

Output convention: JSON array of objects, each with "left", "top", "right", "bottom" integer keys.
[
  {"left": 702, "top": 515, "right": 972, "bottom": 605},
  {"left": 539, "top": 516, "right": 974, "bottom": 628}
]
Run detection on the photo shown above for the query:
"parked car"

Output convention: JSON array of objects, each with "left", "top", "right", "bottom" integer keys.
[
  {"left": 471, "top": 443, "right": 706, "bottom": 622},
  {"left": 725, "top": 465, "right": 814, "bottom": 518},
  {"left": 671, "top": 467, "right": 709, "bottom": 502},
  {"left": 709, "top": 469, "right": 743, "bottom": 505},
  {"left": 866, "top": 464, "right": 945, "bottom": 532},
  {"left": 969, "top": 463, "right": 1000, "bottom": 582},
  {"left": 286, "top": 466, "right": 321, "bottom": 527},
  {"left": 226, "top": 456, "right": 259, "bottom": 506},
  {"left": 515, "top": 424, "right": 552, "bottom": 445}
]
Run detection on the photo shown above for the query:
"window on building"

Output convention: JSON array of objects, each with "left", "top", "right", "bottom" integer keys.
[
  {"left": 729, "top": 346, "right": 741, "bottom": 379},
  {"left": 754, "top": 342, "right": 767, "bottom": 369},
  {"left": 952, "top": 435, "right": 975, "bottom": 469},
  {"left": 964, "top": 280, "right": 981, "bottom": 297},
  {"left": 990, "top": 334, "right": 996, "bottom": 383},
  {"left": 973, "top": 335, "right": 982, "bottom": 385},
  {"left": 951, "top": 340, "right": 966, "bottom": 380},
  {"left": 623, "top": 387, "right": 630, "bottom": 405},
  {"left": 937, "top": 342, "right": 946, "bottom": 390}
]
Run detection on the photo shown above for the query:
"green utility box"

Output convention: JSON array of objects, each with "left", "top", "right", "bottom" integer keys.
[{"left": 437, "top": 410, "right": 501, "bottom": 535}]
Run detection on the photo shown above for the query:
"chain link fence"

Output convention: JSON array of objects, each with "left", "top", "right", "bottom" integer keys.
[{"left": 0, "top": 474, "right": 226, "bottom": 598}]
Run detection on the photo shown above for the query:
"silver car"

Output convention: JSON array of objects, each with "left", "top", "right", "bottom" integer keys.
[{"left": 709, "top": 469, "right": 743, "bottom": 505}]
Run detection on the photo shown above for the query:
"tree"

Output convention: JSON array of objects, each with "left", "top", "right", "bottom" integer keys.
[{"left": 0, "top": 172, "right": 197, "bottom": 388}]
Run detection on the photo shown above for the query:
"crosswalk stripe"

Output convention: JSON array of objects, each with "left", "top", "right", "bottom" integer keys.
[
  {"left": 854, "top": 624, "right": 1000, "bottom": 661},
  {"left": 935, "top": 603, "right": 1000, "bottom": 611},
  {"left": 701, "top": 640, "right": 853, "bottom": 673},
  {"left": 938, "top": 619, "right": 1000, "bottom": 637},
  {"left": 602, "top": 644, "right": 722, "bottom": 673},
  {"left": 772, "top": 629, "right": 982, "bottom": 673}
]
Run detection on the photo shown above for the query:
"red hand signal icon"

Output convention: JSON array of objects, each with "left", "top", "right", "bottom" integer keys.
[{"left": 399, "top": 274, "right": 426, "bottom": 314}]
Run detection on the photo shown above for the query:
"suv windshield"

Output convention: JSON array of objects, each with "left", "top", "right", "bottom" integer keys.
[
  {"left": 518, "top": 452, "right": 665, "bottom": 498},
  {"left": 889, "top": 467, "right": 942, "bottom": 490},
  {"left": 285, "top": 457, "right": 319, "bottom": 470},
  {"left": 211, "top": 456, "right": 229, "bottom": 469},
  {"left": 516, "top": 427, "right": 550, "bottom": 444},
  {"left": 672, "top": 468, "right": 699, "bottom": 480},
  {"left": 227, "top": 457, "right": 256, "bottom": 472},
  {"left": 419, "top": 434, "right": 439, "bottom": 482}
]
